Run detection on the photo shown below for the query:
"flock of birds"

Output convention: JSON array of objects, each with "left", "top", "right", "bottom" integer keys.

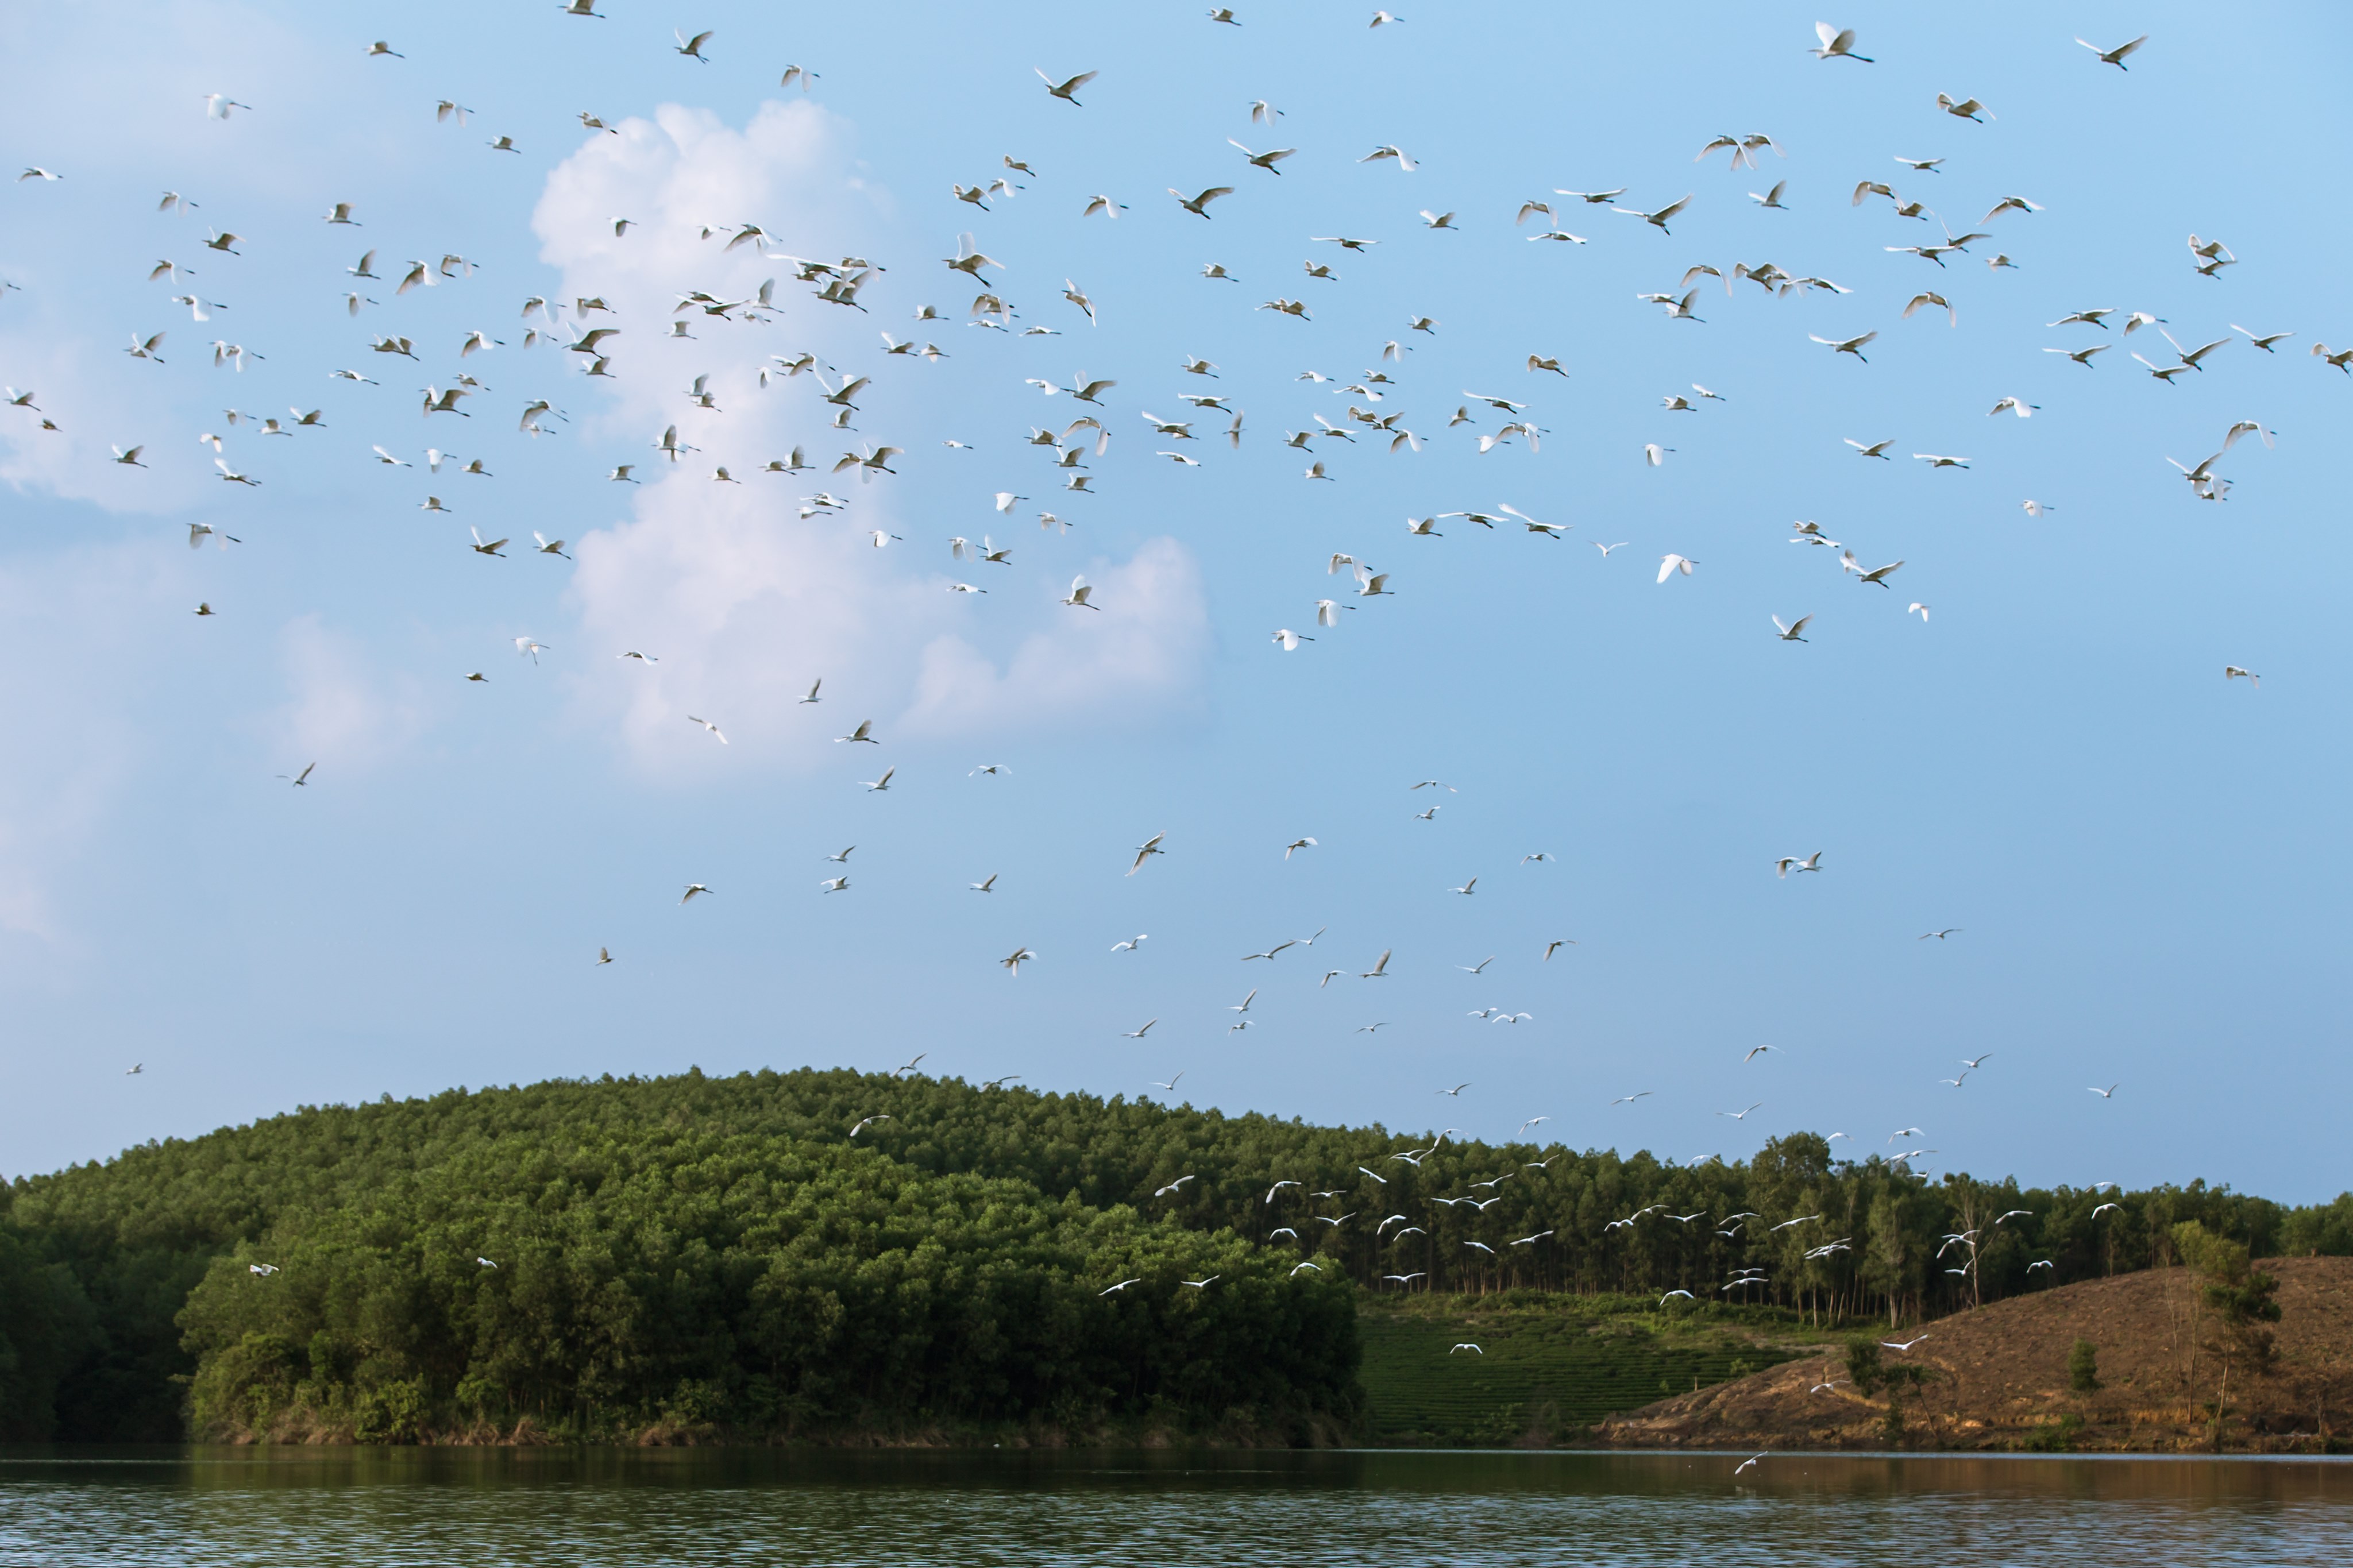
[{"left": 1, "top": 12, "right": 2296, "bottom": 1337}]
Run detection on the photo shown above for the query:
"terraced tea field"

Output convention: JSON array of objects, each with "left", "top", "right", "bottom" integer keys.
[{"left": 1357, "top": 1296, "right": 1812, "bottom": 1445}]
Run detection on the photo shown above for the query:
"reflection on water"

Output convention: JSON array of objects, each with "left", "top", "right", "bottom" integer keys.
[{"left": 2, "top": 1447, "right": 2348, "bottom": 1566}]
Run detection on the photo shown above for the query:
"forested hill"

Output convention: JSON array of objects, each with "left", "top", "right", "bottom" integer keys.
[{"left": 2, "top": 1068, "right": 2347, "bottom": 1444}]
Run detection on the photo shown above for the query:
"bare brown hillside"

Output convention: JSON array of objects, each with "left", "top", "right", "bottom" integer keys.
[{"left": 1592, "top": 1257, "right": 2353, "bottom": 1453}]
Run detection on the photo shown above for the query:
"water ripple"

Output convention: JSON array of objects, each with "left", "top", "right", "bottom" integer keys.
[{"left": 1, "top": 1449, "right": 2347, "bottom": 1567}]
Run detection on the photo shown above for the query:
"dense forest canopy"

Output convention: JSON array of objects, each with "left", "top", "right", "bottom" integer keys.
[{"left": 2, "top": 1068, "right": 2346, "bottom": 1442}]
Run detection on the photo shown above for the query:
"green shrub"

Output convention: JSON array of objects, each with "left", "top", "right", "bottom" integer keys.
[{"left": 2068, "top": 1338, "right": 2101, "bottom": 1393}]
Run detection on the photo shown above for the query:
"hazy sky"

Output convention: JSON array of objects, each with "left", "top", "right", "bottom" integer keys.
[{"left": 3, "top": 3, "right": 2348, "bottom": 1200}]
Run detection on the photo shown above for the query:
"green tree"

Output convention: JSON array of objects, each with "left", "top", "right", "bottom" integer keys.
[
  {"left": 2068, "top": 1338, "right": 2100, "bottom": 1393},
  {"left": 2171, "top": 1222, "right": 2280, "bottom": 1372},
  {"left": 0, "top": 1068, "right": 2314, "bottom": 1440}
]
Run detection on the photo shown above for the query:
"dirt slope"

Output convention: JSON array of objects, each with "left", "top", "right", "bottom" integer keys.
[{"left": 1592, "top": 1257, "right": 2353, "bottom": 1453}]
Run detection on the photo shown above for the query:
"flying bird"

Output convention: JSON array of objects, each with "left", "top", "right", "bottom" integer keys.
[
  {"left": 1810, "top": 23, "right": 1871, "bottom": 61},
  {"left": 2077, "top": 34, "right": 2148, "bottom": 69},
  {"left": 1037, "top": 68, "right": 1098, "bottom": 105},
  {"left": 1129, "top": 833, "right": 1167, "bottom": 874}
]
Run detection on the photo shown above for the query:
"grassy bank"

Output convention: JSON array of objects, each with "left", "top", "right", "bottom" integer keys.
[{"left": 1357, "top": 1291, "right": 1818, "bottom": 1445}]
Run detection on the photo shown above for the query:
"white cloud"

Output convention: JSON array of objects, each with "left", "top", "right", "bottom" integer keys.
[
  {"left": 564, "top": 475, "right": 939, "bottom": 772},
  {"left": 537, "top": 102, "right": 1211, "bottom": 774},
  {"left": 0, "top": 323, "right": 218, "bottom": 515},
  {"left": 904, "top": 538, "right": 1209, "bottom": 737},
  {"left": 532, "top": 99, "right": 892, "bottom": 443},
  {"left": 264, "top": 613, "right": 427, "bottom": 773},
  {"left": 566, "top": 479, "right": 1208, "bottom": 772}
]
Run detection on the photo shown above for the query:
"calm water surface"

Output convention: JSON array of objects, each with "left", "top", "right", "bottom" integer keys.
[{"left": 1, "top": 1447, "right": 2347, "bottom": 1566}]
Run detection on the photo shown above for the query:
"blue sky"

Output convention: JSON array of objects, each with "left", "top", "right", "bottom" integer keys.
[{"left": 3, "top": 2, "right": 2349, "bottom": 1199}]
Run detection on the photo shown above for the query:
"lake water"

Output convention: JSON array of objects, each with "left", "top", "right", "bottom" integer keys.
[{"left": 2, "top": 1448, "right": 2347, "bottom": 1566}]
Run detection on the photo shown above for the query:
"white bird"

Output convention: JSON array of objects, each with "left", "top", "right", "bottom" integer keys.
[
  {"left": 1129, "top": 833, "right": 1167, "bottom": 875},
  {"left": 1037, "top": 68, "right": 1098, "bottom": 105},
  {"left": 2077, "top": 34, "right": 2148, "bottom": 69},
  {"left": 685, "top": 715, "right": 727, "bottom": 745},
  {"left": 1772, "top": 615, "right": 1812, "bottom": 643},
  {"left": 2046, "top": 345, "right": 2110, "bottom": 368},
  {"left": 1903, "top": 292, "right": 1957, "bottom": 327},
  {"left": 1810, "top": 331, "right": 1878, "bottom": 362},
  {"left": 1810, "top": 22, "right": 1872, "bottom": 61},
  {"left": 2224, "top": 666, "right": 2259, "bottom": 688},
  {"left": 1614, "top": 194, "right": 1692, "bottom": 233},
  {"left": 1841, "top": 552, "right": 1905, "bottom": 587},
  {"left": 1657, "top": 553, "right": 1698, "bottom": 583}
]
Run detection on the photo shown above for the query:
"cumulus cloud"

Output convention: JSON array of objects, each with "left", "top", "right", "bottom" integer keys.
[
  {"left": 264, "top": 614, "right": 427, "bottom": 773},
  {"left": 904, "top": 538, "right": 1209, "bottom": 737},
  {"left": 537, "top": 101, "right": 1211, "bottom": 774},
  {"left": 566, "top": 473, "right": 1207, "bottom": 772},
  {"left": 533, "top": 99, "right": 890, "bottom": 441},
  {"left": 565, "top": 477, "right": 937, "bottom": 772},
  {"left": 0, "top": 323, "right": 218, "bottom": 515}
]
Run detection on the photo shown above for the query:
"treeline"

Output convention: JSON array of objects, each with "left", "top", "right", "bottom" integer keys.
[{"left": 2, "top": 1067, "right": 2346, "bottom": 1442}]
